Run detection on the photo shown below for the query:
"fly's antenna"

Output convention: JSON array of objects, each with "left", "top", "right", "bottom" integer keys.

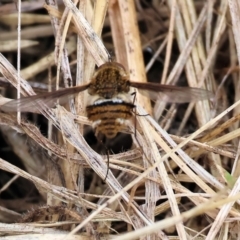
[
  {"left": 107, "top": 53, "right": 113, "bottom": 62},
  {"left": 107, "top": 52, "right": 115, "bottom": 63}
]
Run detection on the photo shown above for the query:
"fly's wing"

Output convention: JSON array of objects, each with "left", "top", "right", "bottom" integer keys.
[
  {"left": 129, "top": 82, "right": 214, "bottom": 103},
  {"left": 0, "top": 83, "right": 90, "bottom": 112}
]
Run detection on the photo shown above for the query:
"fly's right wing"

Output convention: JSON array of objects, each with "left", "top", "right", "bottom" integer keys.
[{"left": 130, "top": 81, "right": 214, "bottom": 103}]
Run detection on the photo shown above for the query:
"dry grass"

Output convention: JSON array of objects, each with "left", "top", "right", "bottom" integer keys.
[{"left": 0, "top": 0, "right": 240, "bottom": 239}]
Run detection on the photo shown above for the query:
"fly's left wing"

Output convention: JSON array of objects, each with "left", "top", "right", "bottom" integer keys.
[{"left": 0, "top": 83, "right": 90, "bottom": 112}]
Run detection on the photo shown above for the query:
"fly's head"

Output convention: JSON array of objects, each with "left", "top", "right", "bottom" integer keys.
[{"left": 88, "top": 62, "right": 130, "bottom": 99}]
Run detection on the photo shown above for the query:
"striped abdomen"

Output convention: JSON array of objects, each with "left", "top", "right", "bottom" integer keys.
[{"left": 86, "top": 99, "right": 135, "bottom": 139}]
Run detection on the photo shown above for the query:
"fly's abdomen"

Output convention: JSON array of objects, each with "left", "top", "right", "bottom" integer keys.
[{"left": 86, "top": 100, "right": 135, "bottom": 138}]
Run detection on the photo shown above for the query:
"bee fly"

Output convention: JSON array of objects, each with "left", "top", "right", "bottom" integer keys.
[{"left": 0, "top": 62, "right": 213, "bottom": 139}]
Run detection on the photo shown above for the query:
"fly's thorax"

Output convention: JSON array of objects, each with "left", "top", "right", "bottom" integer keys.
[{"left": 88, "top": 62, "right": 130, "bottom": 98}]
